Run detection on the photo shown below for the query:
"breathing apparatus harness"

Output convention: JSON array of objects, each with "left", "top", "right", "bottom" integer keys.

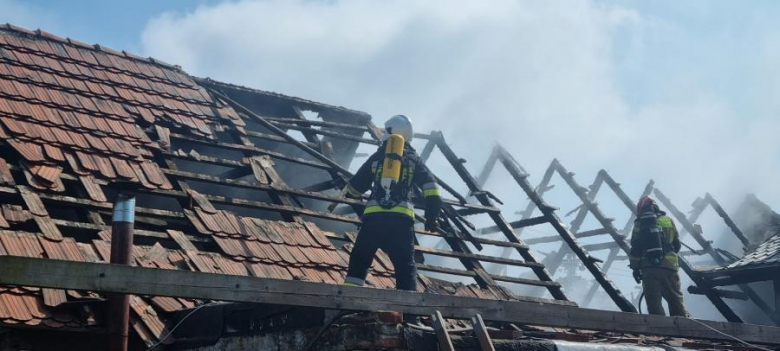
[
  {"left": 637, "top": 204, "right": 669, "bottom": 266},
  {"left": 372, "top": 134, "right": 414, "bottom": 209}
]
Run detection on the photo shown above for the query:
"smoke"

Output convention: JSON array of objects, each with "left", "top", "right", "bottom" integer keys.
[
  {"left": 140, "top": 0, "right": 780, "bottom": 318},
  {"left": 140, "top": 0, "right": 780, "bottom": 210}
]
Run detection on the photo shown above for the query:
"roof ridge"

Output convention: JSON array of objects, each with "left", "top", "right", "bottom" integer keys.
[
  {"left": 1, "top": 23, "right": 184, "bottom": 73},
  {"left": 195, "top": 77, "right": 372, "bottom": 120}
]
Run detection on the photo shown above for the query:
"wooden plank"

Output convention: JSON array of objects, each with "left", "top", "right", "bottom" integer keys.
[
  {"left": 262, "top": 116, "right": 369, "bottom": 132},
  {"left": 414, "top": 246, "right": 544, "bottom": 269},
  {"left": 704, "top": 193, "right": 751, "bottom": 249},
  {"left": 1, "top": 256, "right": 778, "bottom": 345},
  {"left": 169, "top": 132, "right": 331, "bottom": 171},
  {"left": 655, "top": 188, "right": 776, "bottom": 324},
  {"left": 435, "top": 136, "right": 567, "bottom": 301},
  {"left": 523, "top": 158, "right": 635, "bottom": 312},
  {"left": 415, "top": 264, "right": 564, "bottom": 290},
  {"left": 287, "top": 105, "right": 322, "bottom": 146},
  {"left": 523, "top": 228, "right": 610, "bottom": 245},
  {"left": 581, "top": 242, "right": 618, "bottom": 252},
  {"left": 167, "top": 230, "right": 198, "bottom": 252},
  {"left": 472, "top": 314, "right": 496, "bottom": 351},
  {"left": 574, "top": 171, "right": 743, "bottom": 323},
  {"left": 431, "top": 311, "right": 455, "bottom": 351},
  {"left": 209, "top": 89, "right": 352, "bottom": 177},
  {"left": 244, "top": 130, "right": 319, "bottom": 149},
  {"left": 160, "top": 165, "right": 496, "bottom": 213},
  {"left": 475, "top": 216, "right": 549, "bottom": 235},
  {"left": 49, "top": 219, "right": 210, "bottom": 243},
  {"left": 0, "top": 184, "right": 516, "bottom": 253}
]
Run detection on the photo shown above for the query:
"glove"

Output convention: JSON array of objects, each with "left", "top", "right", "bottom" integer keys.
[
  {"left": 424, "top": 219, "right": 439, "bottom": 232},
  {"left": 632, "top": 270, "right": 642, "bottom": 284}
]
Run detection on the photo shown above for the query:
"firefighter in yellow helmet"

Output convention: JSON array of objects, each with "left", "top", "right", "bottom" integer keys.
[
  {"left": 629, "top": 196, "right": 689, "bottom": 317},
  {"left": 342, "top": 115, "right": 442, "bottom": 291}
]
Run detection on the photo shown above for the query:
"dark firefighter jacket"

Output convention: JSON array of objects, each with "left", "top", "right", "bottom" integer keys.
[
  {"left": 345, "top": 143, "right": 441, "bottom": 220},
  {"left": 629, "top": 213, "right": 681, "bottom": 271}
]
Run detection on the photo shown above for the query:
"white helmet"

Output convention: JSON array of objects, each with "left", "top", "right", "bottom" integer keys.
[{"left": 384, "top": 114, "right": 413, "bottom": 142}]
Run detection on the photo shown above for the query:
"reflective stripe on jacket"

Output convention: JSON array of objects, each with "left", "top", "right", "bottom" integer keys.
[
  {"left": 346, "top": 143, "right": 440, "bottom": 219},
  {"left": 629, "top": 215, "right": 681, "bottom": 271}
]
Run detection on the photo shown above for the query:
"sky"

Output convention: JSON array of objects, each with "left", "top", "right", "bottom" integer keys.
[
  {"left": 3, "top": 0, "right": 780, "bottom": 320},
  {"left": 2, "top": 0, "right": 778, "bottom": 208}
]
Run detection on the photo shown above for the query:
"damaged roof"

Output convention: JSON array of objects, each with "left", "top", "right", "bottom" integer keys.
[{"left": 0, "top": 23, "right": 531, "bottom": 347}]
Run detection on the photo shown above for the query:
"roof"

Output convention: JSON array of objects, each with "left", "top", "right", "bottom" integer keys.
[
  {"left": 0, "top": 24, "right": 524, "bottom": 347},
  {"left": 720, "top": 233, "right": 780, "bottom": 272},
  {"left": 713, "top": 195, "right": 780, "bottom": 272}
]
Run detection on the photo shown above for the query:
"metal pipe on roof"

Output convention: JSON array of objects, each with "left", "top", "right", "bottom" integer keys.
[{"left": 108, "top": 192, "right": 136, "bottom": 351}]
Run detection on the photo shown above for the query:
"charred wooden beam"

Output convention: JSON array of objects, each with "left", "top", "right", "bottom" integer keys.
[
  {"left": 688, "top": 286, "right": 749, "bottom": 300},
  {"left": 496, "top": 149, "right": 634, "bottom": 312},
  {"left": 271, "top": 119, "right": 378, "bottom": 145},
  {"left": 704, "top": 193, "right": 750, "bottom": 249},
  {"left": 244, "top": 129, "right": 320, "bottom": 149},
  {"left": 169, "top": 132, "right": 331, "bottom": 171},
  {"left": 415, "top": 246, "right": 544, "bottom": 269},
  {"left": 520, "top": 228, "right": 611, "bottom": 245},
  {"left": 290, "top": 105, "right": 323, "bottom": 147},
  {"left": 581, "top": 242, "right": 618, "bottom": 252},
  {"left": 3, "top": 256, "right": 779, "bottom": 345},
  {"left": 602, "top": 179, "right": 741, "bottom": 322},
  {"left": 419, "top": 138, "right": 437, "bottom": 163},
  {"left": 581, "top": 247, "right": 620, "bottom": 307},
  {"left": 209, "top": 89, "right": 353, "bottom": 177},
  {"left": 435, "top": 137, "right": 568, "bottom": 302},
  {"left": 474, "top": 216, "right": 548, "bottom": 235},
  {"left": 415, "top": 264, "right": 564, "bottom": 290},
  {"left": 262, "top": 115, "right": 370, "bottom": 132},
  {"left": 655, "top": 189, "right": 778, "bottom": 324}
]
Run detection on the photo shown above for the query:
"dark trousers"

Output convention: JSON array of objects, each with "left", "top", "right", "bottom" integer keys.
[{"left": 346, "top": 215, "right": 417, "bottom": 291}]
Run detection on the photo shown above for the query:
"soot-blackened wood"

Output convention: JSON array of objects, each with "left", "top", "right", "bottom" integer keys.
[
  {"left": 568, "top": 168, "right": 605, "bottom": 234},
  {"left": 290, "top": 105, "right": 323, "bottom": 147},
  {"left": 212, "top": 91, "right": 502, "bottom": 288},
  {"left": 602, "top": 182, "right": 741, "bottom": 322},
  {"left": 3, "top": 257, "right": 779, "bottom": 345},
  {"left": 419, "top": 138, "right": 437, "bottom": 163},
  {"left": 521, "top": 228, "right": 610, "bottom": 245},
  {"left": 474, "top": 148, "right": 500, "bottom": 191},
  {"left": 273, "top": 120, "right": 379, "bottom": 145},
  {"left": 548, "top": 160, "right": 631, "bottom": 254},
  {"left": 704, "top": 193, "right": 750, "bottom": 249},
  {"left": 169, "top": 132, "right": 331, "bottom": 171},
  {"left": 415, "top": 264, "right": 564, "bottom": 289},
  {"left": 515, "top": 160, "right": 556, "bottom": 237},
  {"left": 244, "top": 129, "right": 320, "bottom": 149},
  {"left": 553, "top": 161, "right": 739, "bottom": 317},
  {"left": 475, "top": 216, "right": 548, "bottom": 235},
  {"left": 581, "top": 247, "right": 620, "bottom": 307},
  {"left": 435, "top": 136, "right": 568, "bottom": 301},
  {"left": 414, "top": 246, "right": 543, "bottom": 269},
  {"left": 496, "top": 147, "right": 634, "bottom": 312},
  {"left": 655, "top": 189, "right": 778, "bottom": 324},
  {"left": 209, "top": 89, "right": 353, "bottom": 177}
]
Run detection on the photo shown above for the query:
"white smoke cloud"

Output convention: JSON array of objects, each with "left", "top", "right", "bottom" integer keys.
[
  {"left": 138, "top": 0, "right": 780, "bottom": 320},
  {"left": 140, "top": 0, "right": 780, "bottom": 213}
]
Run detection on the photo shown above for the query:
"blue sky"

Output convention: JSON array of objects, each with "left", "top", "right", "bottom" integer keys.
[
  {"left": 5, "top": 0, "right": 780, "bottom": 246},
  {"left": 0, "top": 0, "right": 219, "bottom": 53}
]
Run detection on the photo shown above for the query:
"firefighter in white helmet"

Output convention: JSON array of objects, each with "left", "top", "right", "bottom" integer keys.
[{"left": 342, "top": 115, "right": 442, "bottom": 291}]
